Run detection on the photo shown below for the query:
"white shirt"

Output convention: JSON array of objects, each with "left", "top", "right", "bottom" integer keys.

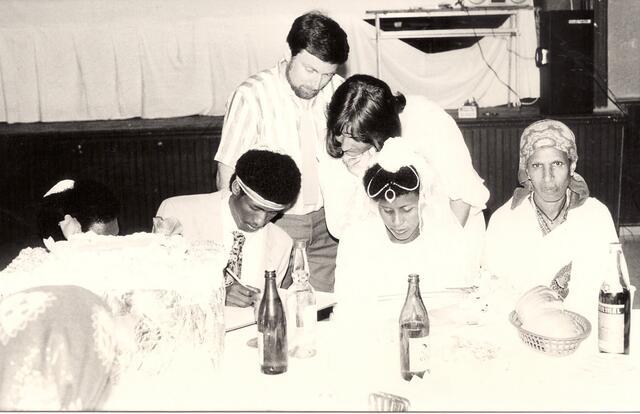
[
  {"left": 215, "top": 59, "right": 343, "bottom": 215},
  {"left": 319, "top": 95, "right": 489, "bottom": 280},
  {"left": 156, "top": 190, "right": 292, "bottom": 288}
]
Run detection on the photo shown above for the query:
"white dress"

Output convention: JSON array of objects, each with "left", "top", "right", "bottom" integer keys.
[
  {"left": 319, "top": 95, "right": 489, "bottom": 269},
  {"left": 330, "top": 203, "right": 475, "bottom": 389},
  {"left": 483, "top": 196, "right": 625, "bottom": 324}
]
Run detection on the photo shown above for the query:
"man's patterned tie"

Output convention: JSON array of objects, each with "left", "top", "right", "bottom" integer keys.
[{"left": 224, "top": 231, "right": 246, "bottom": 286}]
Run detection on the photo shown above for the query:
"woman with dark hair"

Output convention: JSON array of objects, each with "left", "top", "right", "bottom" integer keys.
[
  {"left": 319, "top": 75, "right": 489, "bottom": 266},
  {"left": 37, "top": 178, "right": 120, "bottom": 242}
]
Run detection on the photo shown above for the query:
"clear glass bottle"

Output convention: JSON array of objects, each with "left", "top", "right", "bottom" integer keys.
[
  {"left": 598, "top": 242, "right": 631, "bottom": 354},
  {"left": 399, "top": 274, "right": 430, "bottom": 381},
  {"left": 286, "top": 240, "right": 317, "bottom": 358},
  {"left": 257, "top": 270, "right": 288, "bottom": 374}
]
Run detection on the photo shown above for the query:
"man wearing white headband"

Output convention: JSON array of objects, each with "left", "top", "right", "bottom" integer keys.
[{"left": 156, "top": 149, "right": 301, "bottom": 307}]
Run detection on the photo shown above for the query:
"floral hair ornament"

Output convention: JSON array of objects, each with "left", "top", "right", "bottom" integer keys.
[
  {"left": 233, "top": 177, "right": 286, "bottom": 211},
  {"left": 43, "top": 179, "right": 75, "bottom": 198}
]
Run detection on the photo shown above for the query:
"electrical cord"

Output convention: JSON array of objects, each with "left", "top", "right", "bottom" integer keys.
[{"left": 459, "top": 2, "right": 523, "bottom": 104}]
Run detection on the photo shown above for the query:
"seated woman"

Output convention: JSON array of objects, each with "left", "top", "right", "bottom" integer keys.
[
  {"left": 319, "top": 74, "right": 489, "bottom": 274},
  {"left": 331, "top": 138, "right": 476, "bottom": 382},
  {"left": 0, "top": 285, "right": 119, "bottom": 410},
  {"left": 483, "top": 119, "right": 627, "bottom": 321}
]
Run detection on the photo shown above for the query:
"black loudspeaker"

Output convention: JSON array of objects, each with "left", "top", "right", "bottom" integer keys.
[{"left": 536, "top": 10, "right": 594, "bottom": 115}]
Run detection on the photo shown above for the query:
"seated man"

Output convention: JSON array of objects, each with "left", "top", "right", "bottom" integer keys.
[{"left": 156, "top": 149, "right": 301, "bottom": 307}]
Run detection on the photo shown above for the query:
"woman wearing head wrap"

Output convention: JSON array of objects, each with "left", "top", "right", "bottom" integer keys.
[
  {"left": 483, "top": 119, "right": 626, "bottom": 321},
  {"left": 0, "top": 285, "right": 119, "bottom": 410}
]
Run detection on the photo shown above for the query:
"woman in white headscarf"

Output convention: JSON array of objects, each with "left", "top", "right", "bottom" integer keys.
[
  {"left": 328, "top": 138, "right": 477, "bottom": 397},
  {"left": 0, "top": 285, "right": 119, "bottom": 410},
  {"left": 334, "top": 137, "right": 474, "bottom": 310},
  {"left": 483, "top": 119, "right": 627, "bottom": 322}
]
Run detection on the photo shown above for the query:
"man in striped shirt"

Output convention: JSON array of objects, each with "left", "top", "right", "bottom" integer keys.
[{"left": 214, "top": 12, "right": 349, "bottom": 293}]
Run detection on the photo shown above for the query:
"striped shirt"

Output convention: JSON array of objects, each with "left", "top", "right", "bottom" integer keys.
[{"left": 215, "top": 59, "right": 343, "bottom": 216}]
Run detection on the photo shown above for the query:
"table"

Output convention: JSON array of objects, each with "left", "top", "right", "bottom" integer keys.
[
  {"left": 104, "top": 292, "right": 640, "bottom": 411},
  {"left": 223, "top": 290, "right": 336, "bottom": 332}
]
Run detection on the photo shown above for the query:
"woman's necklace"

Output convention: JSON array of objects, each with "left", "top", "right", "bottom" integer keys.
[{"left": 530, "top": 192, "right": 571, "bottom": 235}]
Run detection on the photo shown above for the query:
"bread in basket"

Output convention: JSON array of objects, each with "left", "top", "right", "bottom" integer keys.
[{"left": 510, "top": 286, "right": 591, "bottom": 356}]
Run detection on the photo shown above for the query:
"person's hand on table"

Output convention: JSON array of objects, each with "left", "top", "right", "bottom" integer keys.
[{"left": 225, "top": 282, "right": 260, "bottom": 307}]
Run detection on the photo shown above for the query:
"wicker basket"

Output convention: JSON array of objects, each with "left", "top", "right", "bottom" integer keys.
[{"left": 509, "top": 310, "right": 591, "bottom": 356}]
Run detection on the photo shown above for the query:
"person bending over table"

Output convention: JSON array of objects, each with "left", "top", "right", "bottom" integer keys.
[
  {"left": 483, "top": 119, "right": 627, "bottom": 321},
  {"left": 0, "top": 285, "right": 119, "bottom": 411},
  {"left": 214, "top": 12, "right": 349, "bottom": 293},
  {"left": 320, "top": 74, "right": 489, "bottom": 272},
  {"left": 3, "top": 179, "right": 121, "bottom": 274},
  {"left": 156, "top": 149, "right": 301, "bottom": 307},
  {"left": 38, "top": 178, "right": 120, "bottom": 242}
]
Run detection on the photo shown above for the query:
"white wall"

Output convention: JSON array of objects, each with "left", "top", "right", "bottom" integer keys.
[{"left": 608, "top": 0, "right": 640, "bottom": 100}]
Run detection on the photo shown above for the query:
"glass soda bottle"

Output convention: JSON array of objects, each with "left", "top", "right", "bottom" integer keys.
[
  {"left": 286, "top": 240, "right": 317, "bottom": 358},
  {"left": 257, "top": 270, "right": 288, "bottom": 374},
  {"left": 598, "top": 242, "right": 631, "bottom": 354},
  {"left": 399, "top": 274, "right": 430, "bottom": 381}
]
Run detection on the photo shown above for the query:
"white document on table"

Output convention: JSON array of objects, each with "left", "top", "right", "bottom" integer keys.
[{"left": 224, "top": 290, "right": 336, "bottom": 332}]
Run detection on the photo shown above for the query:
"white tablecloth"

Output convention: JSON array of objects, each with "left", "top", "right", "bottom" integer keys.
[
  {"left": 104, "top": 292, "right": 640, "bottom": 411},
  {"left": 0, "top": 0, "right": 538, "bottom": 123}
]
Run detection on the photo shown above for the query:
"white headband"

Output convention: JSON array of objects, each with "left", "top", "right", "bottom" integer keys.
[
  {"left": 235, "top": 177, "right": 286, "bottom": 211},
  {"left": 43, "top": 179, "right": 75, "bottom": 198}
]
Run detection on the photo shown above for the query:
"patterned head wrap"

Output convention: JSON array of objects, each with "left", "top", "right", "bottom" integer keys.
[
  {"left": 517, "top": 119, "right": 578, "bottom": 184},
  {"left": 512, "top": 119, "right": 589, "bottom": 209},
  {"left": 0, "top": 285, "right": 119, "bottom": 410}
]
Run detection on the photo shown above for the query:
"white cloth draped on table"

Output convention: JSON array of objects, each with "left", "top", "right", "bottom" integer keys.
[{"left": 0, "top": 0, "right": 538, "bottom": 123}]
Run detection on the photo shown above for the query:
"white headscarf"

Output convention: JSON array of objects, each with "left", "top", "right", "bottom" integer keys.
[{"left": 367, "top": 137, "right": 453, "bottom": 233}]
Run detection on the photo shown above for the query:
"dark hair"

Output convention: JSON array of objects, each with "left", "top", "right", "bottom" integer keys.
[
  {"left": 287, "top": 12, "right": 349, "bottom": 65},
  {"left": 326, "top": 74, "right": 406, "bottom": 158},
  {"left": 362, "top": 163, "right": 420, "bottom": 202},
  {"left": 37, "top": 179, "right": 120, "bottom": 240},
  {"left": 234, "top": 149, "right": 301, "bottom": 206}
]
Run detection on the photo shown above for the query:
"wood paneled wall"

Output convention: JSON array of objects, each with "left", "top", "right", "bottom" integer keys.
[{"left": 0, "top": 110, "right": 626, "bottom": 250}]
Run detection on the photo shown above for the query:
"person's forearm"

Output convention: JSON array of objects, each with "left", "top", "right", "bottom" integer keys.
[
  {"left": 450, "top": 198, "right": 471, "bottom": 227},
  {"left": 216, "top": 162, "right": 235, "bottom": 191}
]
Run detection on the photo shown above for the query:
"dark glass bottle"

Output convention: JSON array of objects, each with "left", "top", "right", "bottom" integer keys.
[
  {"left": 598, "top": 242, "right": 631, "bottom": 354},
  {"left": 399, "top": 274, "right": 430, "bottom": 381},
  {"left": 257, "top": 270, "right": 288, "bottom": 374}
]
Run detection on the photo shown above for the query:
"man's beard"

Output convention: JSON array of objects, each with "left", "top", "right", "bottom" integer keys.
[{"left": 286, "top": 64, "right": 319, "bottom": 99}]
